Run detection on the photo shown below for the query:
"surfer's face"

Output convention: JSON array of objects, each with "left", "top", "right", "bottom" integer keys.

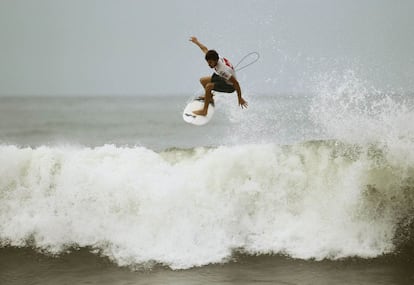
[{"left": 207, "top": 59, "right": 218, "bottom": 68}]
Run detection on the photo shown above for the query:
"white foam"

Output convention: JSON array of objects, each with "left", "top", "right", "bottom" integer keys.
[{"left": 0, "top": 141, "right": 412, "bottom": 269}]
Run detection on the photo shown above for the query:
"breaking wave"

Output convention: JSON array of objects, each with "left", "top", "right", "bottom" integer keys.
[{"left": 0, "top": 140, "right": 413, "bottom": 269}]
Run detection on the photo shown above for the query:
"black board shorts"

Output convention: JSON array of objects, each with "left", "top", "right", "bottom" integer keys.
[{"left": 211, "top": 73, "right": 235, "bottom": 93}]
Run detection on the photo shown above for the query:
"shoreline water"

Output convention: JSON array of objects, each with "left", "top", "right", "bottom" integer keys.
[{"left": 1, "top": 247, "right": 413, "bottom": 285}]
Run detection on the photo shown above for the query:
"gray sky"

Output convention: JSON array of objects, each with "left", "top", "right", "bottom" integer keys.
[{"left": 0, "top": 0, "right": 413, "bottom": 96}]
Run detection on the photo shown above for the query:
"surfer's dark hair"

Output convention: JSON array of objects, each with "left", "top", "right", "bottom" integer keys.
[{"left": 205, "top": 50, "right": 219, "bottom": 61}]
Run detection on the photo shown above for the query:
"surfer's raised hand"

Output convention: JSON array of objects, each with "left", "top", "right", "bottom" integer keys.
[
  {"left": 189, "top": 36, "right": 208, "bottom": 54},
  {"left": 189, "top": 36, "right": 198, "bottom": 43}
]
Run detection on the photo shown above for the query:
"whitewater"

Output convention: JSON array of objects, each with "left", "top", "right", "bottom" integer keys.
[
  {"left": 1, "top": 142, "right": 413, "bottom": 269},
  {"left": 1, "top": 74, "right": 414, "bottom": 270}
]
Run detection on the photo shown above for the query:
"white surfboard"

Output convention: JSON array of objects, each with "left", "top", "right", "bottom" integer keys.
[{"left": 182, "top": 98, "right": 215, "bottom": 126}]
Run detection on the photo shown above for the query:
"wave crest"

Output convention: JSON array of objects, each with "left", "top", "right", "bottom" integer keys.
[{"left": 0, "top": 141, "right": 413, "bottom": 269}]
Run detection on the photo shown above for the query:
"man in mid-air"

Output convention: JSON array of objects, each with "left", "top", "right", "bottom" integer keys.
[{"left": 189, "top": 36, "right": 248, "bottom": 116}]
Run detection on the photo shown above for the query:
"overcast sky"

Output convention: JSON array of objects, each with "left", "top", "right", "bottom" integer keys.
[{"left": 0, "top": 0, "right": 413, "bottom": 96}]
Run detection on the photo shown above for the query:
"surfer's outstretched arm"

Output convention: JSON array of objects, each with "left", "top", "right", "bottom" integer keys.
[
  {"left": 229, "top": 76, "right": 248, "bottom": 109},
  {"left": 189, "top": 36, "right": 208, "bottom": 54}
]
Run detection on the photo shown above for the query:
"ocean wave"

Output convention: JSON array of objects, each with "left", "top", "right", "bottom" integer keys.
[{"left": 0, "top": 140, "right": 413, "bottom": 269}]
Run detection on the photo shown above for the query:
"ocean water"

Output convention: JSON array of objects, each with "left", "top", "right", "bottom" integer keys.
[{"left": 1, "top": 77, "right": 414, "bottom": 284}]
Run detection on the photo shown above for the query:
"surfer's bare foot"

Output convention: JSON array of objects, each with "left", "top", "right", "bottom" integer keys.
[
  {"left": 198, "top": 94, "right": 214, "bottom": 100},
  {"left": 193, "top": 109, "right": 207, "bottom": 116},
  {"left": 197, "top": 97, "right": 215, "bottom": 105}
]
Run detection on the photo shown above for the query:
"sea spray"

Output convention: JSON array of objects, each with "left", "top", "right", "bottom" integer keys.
[{"left": 310, "top": 70, "right": 414, "bottom": 146}]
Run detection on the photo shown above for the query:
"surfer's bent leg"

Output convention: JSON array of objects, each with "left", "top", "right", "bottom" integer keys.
[
  {"left": 193, "top": 82, "right": 214, "bottom": 116},
  {"left": 200, "top": 76, "right": 211, "bottom": 88},
  {"left": 197, "top": 76, "right": 212, "bottom": 100}
]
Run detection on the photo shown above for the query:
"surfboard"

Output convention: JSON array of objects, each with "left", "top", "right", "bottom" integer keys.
[{"left": 182, "top": 98, "right": 215, "bottom": 126}]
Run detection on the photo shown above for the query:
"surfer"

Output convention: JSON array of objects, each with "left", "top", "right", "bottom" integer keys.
[{"left": 189, "top": 36, "right": 248, "bottom": 116}]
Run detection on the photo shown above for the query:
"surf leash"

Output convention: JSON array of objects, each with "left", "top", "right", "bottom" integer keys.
[{"left": 234, "top": 52, "right": 260, "bottom": 72}]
